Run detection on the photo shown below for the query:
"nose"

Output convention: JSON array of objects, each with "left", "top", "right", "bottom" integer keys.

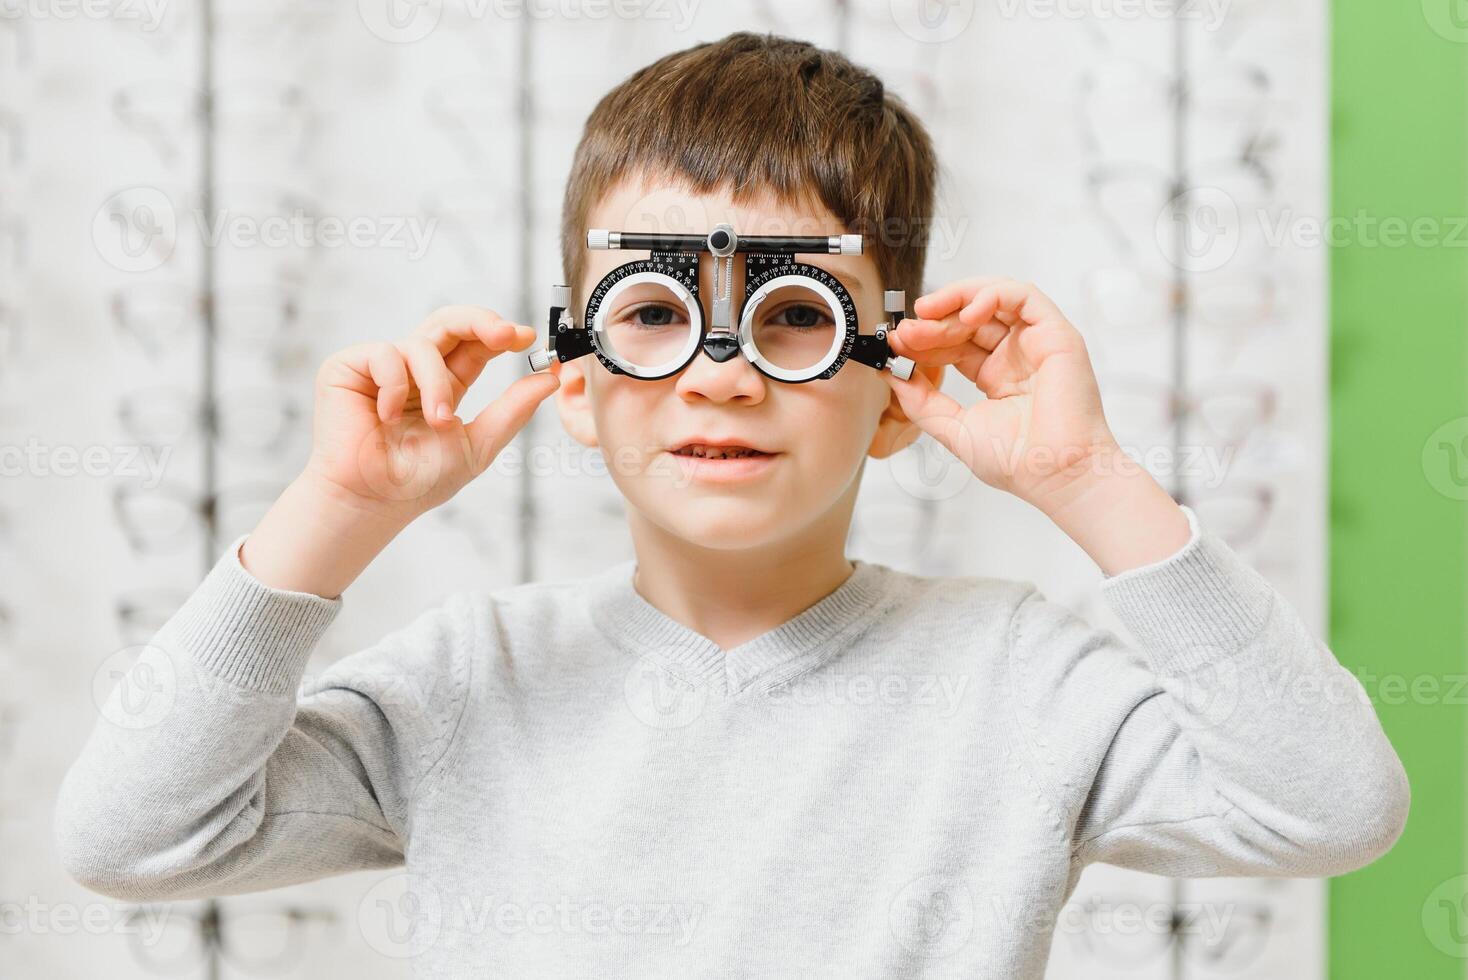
[{"left": 675, "top": 333, "right": 767, "bottom": 401}]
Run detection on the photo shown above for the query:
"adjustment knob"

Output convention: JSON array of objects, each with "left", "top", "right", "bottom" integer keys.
[
  {"left": 887, "top": 354, "right": 915, "bottom": 381},
  {"left": 527, "top": 348, "right": 553, "bottom": 372},
  {"left": 707, "top": 223, "right": 737, "bottom": 256}
]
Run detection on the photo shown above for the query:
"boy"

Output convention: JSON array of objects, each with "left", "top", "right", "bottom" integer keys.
[{"left": 56, "top": 32, "right": 1408, "bottom": 978}]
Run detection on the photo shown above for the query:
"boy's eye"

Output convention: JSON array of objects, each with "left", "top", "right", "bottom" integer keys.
[
  {"left": 767, "top": 303, "right": 833, "bottom": 330},
  {"left": 622, "top": 303, "right": 685, "bottom": 329}
]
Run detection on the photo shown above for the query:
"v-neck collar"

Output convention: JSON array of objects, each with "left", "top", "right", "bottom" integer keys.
[{"left": 585, "top": 556, "right": 896, "bottom": 697}]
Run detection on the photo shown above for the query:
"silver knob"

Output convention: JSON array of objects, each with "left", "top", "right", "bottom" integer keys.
[
  {"left": 708, "top": 223, "right": 737, "bottom": 257},
  {"left": 550, "top": 284, "right": 571, "bottom": 307},
  {"left": 838, "top": 234, "right": 862, "bottom": 256},
  {"left": 884, "top": 290, "right": 906, "bottom": 314},
  {"left": 527, "top": 349, "right": 553, "bottom": 372},
  {"left": 887, "top": 354, "right": 915, "bottom": 381},
  {"left": 586, "top": 229, "right": 610, "bottom": 250}
]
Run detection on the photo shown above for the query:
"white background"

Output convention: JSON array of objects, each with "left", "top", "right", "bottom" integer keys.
[{"left": 0, "top": 0, "right": 1326, "bottom": 976}]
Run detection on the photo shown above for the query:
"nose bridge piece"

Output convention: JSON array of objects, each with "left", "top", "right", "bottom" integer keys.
[{"left": 700, "top": 333, "right": 742, "bottom": 364}]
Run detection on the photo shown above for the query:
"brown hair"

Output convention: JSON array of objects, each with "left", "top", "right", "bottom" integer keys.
[{"left": 559, "top": 31, "right": 939, "bottom": 315}]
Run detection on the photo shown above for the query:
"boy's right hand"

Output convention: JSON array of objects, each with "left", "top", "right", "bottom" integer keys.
[{"left": 301, "top": 306, "right": 560, "bottom": 526}]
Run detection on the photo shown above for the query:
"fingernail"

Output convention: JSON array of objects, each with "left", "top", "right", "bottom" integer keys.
[{"left": 437, "top": 403, "right": 453, "bottom": 421}]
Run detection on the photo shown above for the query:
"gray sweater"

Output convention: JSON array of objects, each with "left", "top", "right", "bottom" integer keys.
[{"left": 53, "top": 504, "right": 1410, "bottom": 978}]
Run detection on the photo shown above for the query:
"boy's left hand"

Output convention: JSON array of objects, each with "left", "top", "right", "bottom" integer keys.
[{"left": 882, "top": 277, "right": 1123, "bottom": 518}]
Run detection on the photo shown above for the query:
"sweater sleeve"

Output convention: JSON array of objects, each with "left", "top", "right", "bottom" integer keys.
[
  {"left": 1006, "top": 505, "right": 1410, "bottom": 878},
  {"left": 53, "top": 534, "right": 473, "bottom": 902}
]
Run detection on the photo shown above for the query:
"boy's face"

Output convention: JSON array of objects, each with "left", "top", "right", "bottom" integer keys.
[{"left": 552, "top": 174, "right": 938, "bottom": 552}]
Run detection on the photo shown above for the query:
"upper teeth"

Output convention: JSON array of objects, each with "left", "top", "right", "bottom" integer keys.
[{"left": 678, "top": 445, "right": 761, "bottom": 458}]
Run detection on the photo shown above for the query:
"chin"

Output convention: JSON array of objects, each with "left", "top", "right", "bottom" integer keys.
[{"left": 645, "top": 499, "right": 789, "bottom": 551}]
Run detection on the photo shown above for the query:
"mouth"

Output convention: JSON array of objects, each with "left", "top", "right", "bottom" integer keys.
[
  {"left": 664, "top": 440, "right": 781, "bottom": 483},
  {"left": 669, "top": 443, "right": 776, "bottom": 460}
]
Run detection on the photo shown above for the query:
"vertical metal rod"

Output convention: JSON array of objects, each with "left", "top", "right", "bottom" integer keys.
[
  {"left": 516, "top": 14, "right": 536, "bottom": 586},
  {"left": 200, "top": 2, "right": 222, "bottom": 975},
  {"left": 1169, "top": 0, "right": 1189, "bottom": 505},
  {"left": 1168, "top": 10, "right": 1190, "bottom": 980},
  {"left": 200, "top": 0, "right": 217, "bottom": 570}
]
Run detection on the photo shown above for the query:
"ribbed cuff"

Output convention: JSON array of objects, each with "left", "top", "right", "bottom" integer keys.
[
  {"left": 1099, "top": 504, "right": 1275, "bottom": 673},
  {"left": 158, "top": 533, "right": 343, "bottom": 696}
]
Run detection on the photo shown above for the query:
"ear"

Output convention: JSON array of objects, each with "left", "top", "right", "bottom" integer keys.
[
  {"left": 550, "top": 357, "right": 600, "bottom": 449},
  {"left": 867, "top": 361, "right": 946, "bottom": 460}
]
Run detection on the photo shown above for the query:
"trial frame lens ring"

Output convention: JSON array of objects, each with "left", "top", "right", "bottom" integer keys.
[
  {"left": 738, "top": 273, "right": 849, "bottom": 382},
  {"left": 588, "top": 269, "right": 703, "bottom": 379}
]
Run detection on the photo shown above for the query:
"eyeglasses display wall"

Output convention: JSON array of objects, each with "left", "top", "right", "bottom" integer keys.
[{"left": 4, "top": 1, "right": 1326, "bottom": 976}]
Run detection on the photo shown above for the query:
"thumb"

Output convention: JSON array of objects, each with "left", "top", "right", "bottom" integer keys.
[
  {"left": 884, "top": 369, "right": 988, "bottom": 475},
  {"left": 464, "top": 371, "right": 561, "bottom": 475}
]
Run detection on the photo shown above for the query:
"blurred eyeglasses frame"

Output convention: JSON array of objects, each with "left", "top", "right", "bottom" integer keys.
[{"left": 525, "top": 224, "right": 916, "bottom": 385}]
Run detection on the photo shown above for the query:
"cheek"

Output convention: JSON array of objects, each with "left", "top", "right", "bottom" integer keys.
[
  {"left": 589, "top": 377, "right": 669, "bottom": 469},
  {"left": 787, "top": 379, "right": 884, "bottom": 456},
  {"left": 828, "top": 372, "right": 888, "bottom": 429}
]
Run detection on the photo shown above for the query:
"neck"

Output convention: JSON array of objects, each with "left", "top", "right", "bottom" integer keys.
[{"left": 625, "top": 503, "right": 857, "bottom": 653}]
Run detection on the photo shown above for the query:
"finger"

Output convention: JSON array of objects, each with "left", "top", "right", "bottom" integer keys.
[
  {"left": 894, "top": 316, "right": 1009, "bottom": 354},
  {"left": 364, "top": 341, "right": 410, "bottom": 422},
  {"left": 912, "top": 277, "right": 1003, "bottom": 320},
  {"left": 463, "top": 371, "right": 562, "bottom": 475},
  {"left": 442, "top": 323, "right": 536, "bottom": 394},
  {"left": 418, "top": 306, "right": 538, "bottom": 389},
  {"left": 892, "top": 315, "right": 972, "bottom": 351},
  {"left": 954, "top": 345, "right": 993, "bottom": 382},
  {"left": 958, "top": 279, "right": 1068, "bottom": 329},
  {"left": 443, "top": 341, "right": 496, "bottom": 389},
  {"left": 888, "top": 329, "right": 974, "bottom": 366},
  {"left": 957, "top": 280, "right": 1087, "bottom": 365},
  {"left": 398, "top": 335, "right": 460, "bottom": 427},
  {"left": 882, "top": 359, "right": 971, "bottom": 457},
  {"left": 417, "top": 306, "right": 535, "bottom": 355},
  {"left": 319, "top": 341, "right": 409, "bottom": 419}
]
